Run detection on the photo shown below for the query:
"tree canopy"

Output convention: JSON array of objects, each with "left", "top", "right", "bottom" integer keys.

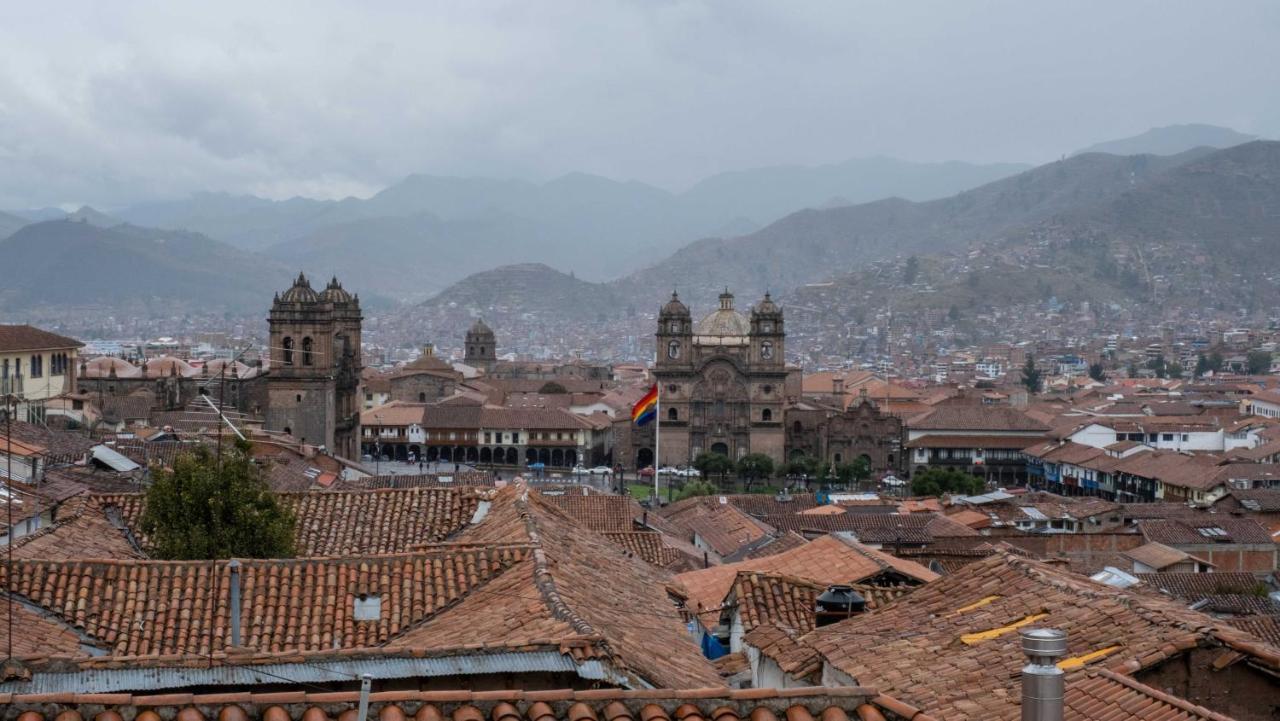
[
  {"left": 910, "top": 467, "right": 985, "bottom": 497},
  {"left": 1021, "top": 356, "right": 1043, "bottom": 394},
  {"left": 735, "top": 453, "right": 775, "bottom": 482},
  {"left": 693, "top": 451, "right": 734, "bottom": 480},
  {"left": 1247, "top": 350, "right": 1273, "bottom": 375},
  {"left": 140, "top": 440, "right": 296, "bottom": 560}
]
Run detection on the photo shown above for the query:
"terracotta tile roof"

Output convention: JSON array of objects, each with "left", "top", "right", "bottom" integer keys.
[
  {"left": 943, "top": 508, "right": 993, "bottom": 529},
  {"left": 727, "top": 571, "right": 824, "bottom": 636},
  {"left": 755, "top": 512, "right": 977, "bottom": 543},
  {"left": 8, "top": 495, "right": 143, "bottom": 560},
  {"left": 439, "top": 485, "right": 725, "bottom": 689},
  {"left": 1140, "top": 517, "right": 1274, "bottom": 545},
  {"left": 1067, "top": 669, "right": 1242, "bottom": 721},
  {"left": 1123, "top": 541, "right": 1205, "bottom": 571},
  {"left": 0, "top": 546, "right": 530, "bottom": 658},
  {"left": 675, "top": 534, "right": 938, "bottom": 617},
  {"left": 804, "top": 552, "right": 1280, "bottom": 720},
  {"left": 2, "top": 421, "right": 96, "bottom": 463},
  {"left": 687, "top": 504, "right": 776, "bottom": 558},
  {"left": 1226, "top": 613, "right": 1280, "bottom": 645},
  {"left": 741, "top": 530, "right": 809, "bottom": 560},
  {"left": 0, "top": 688, "right": 935, "bottom": 721},
  {"left": 1195, "top": 594, "right": 1280, "bottom": 615},
  {"left": 741, "top": 623, "right": 824, "bottom": 681},
  {"left": 0, "top": 324, "right": 82, "bottom": 352},
  {"left": 541, "top": 491, "right": 634, "bottom": 532},
  {"left": 907, "top": 406, "right": 1049, "bottom": 432},
  {"left": 603, "top": 531, "right": 700, "bottom": 571},
  {"left": 1134, "top": 572, "right": 1263, "bottom": 601},
  {"left": 1224, "top": 488, "right": 1280, "bottom": 512},
  {"left": 94, "top": 487, "right": 484, "bottom": 557}
]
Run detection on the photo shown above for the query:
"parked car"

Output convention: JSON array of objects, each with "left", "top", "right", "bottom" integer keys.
[
  {"left": 658, "top": 466, "right": 680, "bottom": 476},
  {"left": 571, "top": 464, "right": 589, "bottom": 475},
  {"left": 638, "top": 466, "right": 655, "bottom": 478},
  {"left": 588, "top": 466, "right": 613, "bottom": 475},
  {"left": 675, "top": 467, "right": 701, "bottom": 478}
]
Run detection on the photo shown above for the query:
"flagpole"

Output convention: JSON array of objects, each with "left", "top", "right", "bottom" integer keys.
[{"left": 654, "top": 382, "right": 661, "bottom": 501}]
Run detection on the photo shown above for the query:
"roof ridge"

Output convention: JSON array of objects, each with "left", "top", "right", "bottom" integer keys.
[{"left": 513, "top": 486, "right": 606, "bottom": 643}]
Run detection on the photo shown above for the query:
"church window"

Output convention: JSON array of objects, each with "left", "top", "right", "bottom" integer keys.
[
  {"left": 418, "top": 392, "right": 427, "bottom": 402},
  {"left": 480, "top": 346, "right": 485, "bottom": 355},
  {"left": 667, "top": 384, "right": 678, "bottom": 394},
  {"left": 762, "top": 408, "right": 772, "bottom": 422},
  {"left": 760, "top": 341, "right": 774, "bottom": 360},
  {"left": 834, "top": 453, "right": 842, "bottom": 463},
  {"left": 793, "top": 420, "right": 803, "bottom": 434},
  {"left": 762, "top": 384, "right": 773, "bottom": 395},
  {"left": 296, "top": 394, "right": 302, "bottom": 403},
  {"left": 282, "top": 337, "right": 294, "bottom": 365},
  {"left": 302, "top": 337, "right": 314, "bottom": 366},
  {"left": 669, "top": 321, "right": 680, "bottom": 334},
  {"left": 668, "top": 407, "right": 678, "bottom": 421},
  {"left": 667, "top": 340, "right": 681, "bottom": 359}
]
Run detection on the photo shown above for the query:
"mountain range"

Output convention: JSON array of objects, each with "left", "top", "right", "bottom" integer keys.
[
  {"left": 1, "top": 124, "right": 1272, "bottom": 319},
  {"left": 0, "top": 220, "right": 292, "bottom": 313},
  {"left": 423, "top": 140, "right": 1280, "bottom": 326},
  {"left": 1071, "top": 123, "right": 1256, "bottom": 157}
]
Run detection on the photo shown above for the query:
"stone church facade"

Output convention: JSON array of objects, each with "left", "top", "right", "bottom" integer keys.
[
  {"left": 266, "top": 273, "right": 363, "bottom": 459},
  {"left": 652, "top": 291, "right": 788, "bottom": 466}
]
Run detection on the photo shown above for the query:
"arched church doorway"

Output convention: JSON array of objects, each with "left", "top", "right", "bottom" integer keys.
[
  {"left": 710, "top": 442, "right": 729, "bottom": 456},
  {"left": 636, "top": 447, "right": 654, "bottom": 468}
]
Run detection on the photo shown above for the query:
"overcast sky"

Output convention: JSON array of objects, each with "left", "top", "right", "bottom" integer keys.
[{"left": 1, "top": 0, "right": 1278, "bottom": 209}]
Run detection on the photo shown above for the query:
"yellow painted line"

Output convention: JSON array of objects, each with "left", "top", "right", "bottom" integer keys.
[
  {"left": 1057, "top": 645, "right": 1120, "bottom": 671},
  {"left": 947, "top": 595, "right": 1001, "bottom": 616},
  {"left": 959, "top": 613, "right": 1048, "bottom": 645}
]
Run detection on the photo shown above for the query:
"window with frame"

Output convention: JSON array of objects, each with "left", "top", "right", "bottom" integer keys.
[
  {"left": 302, "top": 337, "right": 314, "bottom": 366},
  {"left": 282, "top": 337, "right": 294, "bottom": 365}
]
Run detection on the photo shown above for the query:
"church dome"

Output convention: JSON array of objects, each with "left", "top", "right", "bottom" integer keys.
[
  {"left": 279, "top": 272, "right": 320, "bottom": 303},
  {"left": 145, "top": 355, "right": 198, "bottom": 378},
  {"left": 468, "top": 318, "right": 494, "bottom": 337},
  {"left": 661, "top": 291, "right": 690, "bottom": 317},
  {"left": 695, "top": 290, "right": 751, "bottom": 337},
  {"left": 82, "top": 356, "right": 141, "bottom": 379},
  {"left": 321, "top": 276, "right": 353, "bottom": 303}
]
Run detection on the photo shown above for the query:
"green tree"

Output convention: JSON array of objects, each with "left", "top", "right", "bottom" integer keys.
[
  {"left": 141, "top": 440, "right": 296, "bottom": 560},
  {"left": 910, "top": 468, "right": 985, "bottom": 497},
  {"left": 902, "top": 256, "right": 920, "bottom": 285},
  {"left": 735, "top": 453, "right": 775, "bottom": 486},
  {"left": 1207, "top": 352, "right": 1225, "bottom": 374},
  {"left": 1148, "top": 355, "right": 1167, "bottom": 379},
  {"left": 836, "top": 457, "right": 872, "bottom": 485},
  {"left": 1166, "top": 361, "right": 1183, "bottom": 379},
  {"left": 1194, "top": 353, "right": 1209, "bottom": 379},
  {"left": 1087, "top": 362, "right": 1106, "bottom": 383},
  {"left": 1021, "top": 355, "right": 1043, "bottom": 394},
  {"left": 674, "top": 479, "right": 717, "bottom": 501},
  {"left": 784, "top": 455, "right": 818, "bottom": 480},
  {"left": 1247, "top": 350, "right": 1273, "bottom": 375},
  {"left": 693, "top": 451, "right": 734, "bottom": 482}
]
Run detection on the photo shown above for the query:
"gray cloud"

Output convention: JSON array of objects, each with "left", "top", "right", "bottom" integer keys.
[{"left": 0, "top": 0, "right": 1277, "bottom": 208}]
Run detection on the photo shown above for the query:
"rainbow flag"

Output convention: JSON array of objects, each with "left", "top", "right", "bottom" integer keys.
[{"left": 632, "top": 383, "right": 658, "bottom": 426}]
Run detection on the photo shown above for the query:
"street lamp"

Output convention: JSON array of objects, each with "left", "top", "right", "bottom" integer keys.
[{"left": 373, "top": 413, "right": 383, "bottom": 476}]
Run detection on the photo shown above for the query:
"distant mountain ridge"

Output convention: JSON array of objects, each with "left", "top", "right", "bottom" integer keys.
[
  {"left": 422, "top": 141, "right": 1280, "bottom": 327},
  {"left": 109, "top": 157, "right": 1030, "bottom": 299},
  {"left": 0, "top": 220, "right": 292, "bottom": 313},
  {"left": 1072, "top": 124, "right": 1257, "bottom": 157}
]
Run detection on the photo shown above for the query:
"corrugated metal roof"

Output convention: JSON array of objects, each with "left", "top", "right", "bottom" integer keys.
[
  {"left": 91, "top": 445, "right": 141, "bottom": 473},
  {"left": 0, "top": 651, "right": 633, "bottom": 694}
]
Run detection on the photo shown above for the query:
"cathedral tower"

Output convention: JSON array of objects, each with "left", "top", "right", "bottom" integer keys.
[
  {"left": 266, "top": 273, "right": 363, "bottom": 459},
  {"left": 464, "top": 319, "right": 497, "bottom": 372}
]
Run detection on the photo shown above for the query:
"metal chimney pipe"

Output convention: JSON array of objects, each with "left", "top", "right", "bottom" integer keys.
[
  {"left": 228, "top": 559, "right": 242, "bottom": 647},
  {"left": 1020, "top": 628, "right": 1067, "bottom": 721}
]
